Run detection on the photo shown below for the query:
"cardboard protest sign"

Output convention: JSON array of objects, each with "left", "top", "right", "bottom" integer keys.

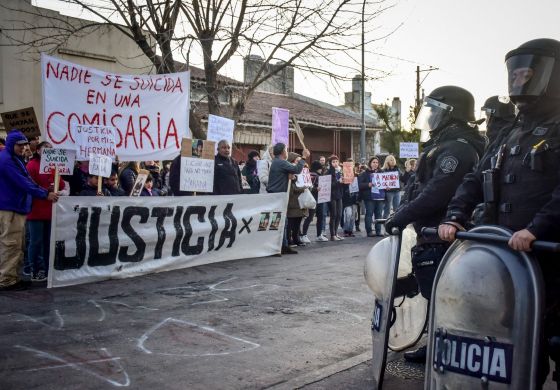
[
  {"left": 39, "top": 148, "right": 76, "bottom": 175},
  {"left": 1, "top": 107, "right": 41, "bottom": 139},
  {"left": 342, "top": 162, "right": 354, "bottom": 184},
  {"left": 292, "top": 117, "right": 306, "bottom": 149},
  {"left": 181, "top": 138, "right": 192, "bottom": 156},
  {"left": 201, "top": 140, "right": 215, "bottom": 159},
  {"left": 41, "top": 54, "right": 190, "bottom": 161},
  {"left": 49, "top": 193, "right": 288, "bottom": 287},
  {"left": 399, "top": 142, "right": 419, "bottom": 158},
  {"left": 372, "top": 172, "right": 400, "bottom": 189},
  {"left": 296, "top": 167, "right": 312, "bottom": 188},
  {"left": 89, "top": 154, "right": 113, "bottom": 178},
  {"left": 207, "top": 114, "right": 234, "bottom": 150},
  {"left": 180, "top": 157, "right": 214, "bottom": 193},
  {"left": 130, "top": 169, "right": 149, "bottom": 197},
  {"left": 317, "top": 175, "right": 331, "bottom": 204},
  {"left": 272, "top": 107, "right": 289, "bottom": 146},
  {"left": 73, "top": 124, "right": 116, "bottom": 160},
  {"left": 349, "top": 177, "right": 359, "bottom": 193}
]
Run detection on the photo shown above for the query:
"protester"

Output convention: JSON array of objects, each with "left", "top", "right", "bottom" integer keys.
[
  {"left": 160, "top": 161, "right": 172, "bottom": 195},
  {"left": 68, "top": 161, "right": 89, "bottom": 195},
  {"left": 358, "top": 157, "right": 385, "bottom": 237},
  {"left": 342, "top": 180, "right": 358, "bottom": 237},
  {"left": 267, "top": 143, "right": 310, "bottom": 254},
  {"left": 103, "top": 171, "right": 126, "bottom": 196},
  {"left": 401, "top": 159, "right": 417, "bottom": 189},
  {"left": 213, "top": 140, "right": 243, "bottom": 195},
  {"left": 140, "top": 174, "right": 160, "bottom": 196},
  {"left": 0, "top": 138, "right": 5, "bottom": 152},
  {"left": 0, "top": 131, "right": 59, "bottom": 291},
  {"left": 242, "top": 150, "right": 260, "bottom": 194},
  {"left": 286, "top": 153, "right": 307, "bottom": 246},
  {"left": 382, "top": 154, "right": 401, "bottom": 218},
  {"left": 78, "top": 173, "right": 111, "bottom": 196},
  {"left": 326, "top": 155, "right": 344, "bottom": 241},
  {"left": 303, "top": 160, "right": 327, "bottom": 242},
  {"left": 119, "top": 161, "right": 140, "bottom": 196},
  {"left": 25, "top": 141, "right": 65, "bottom": 282},
  {"left": 143, "top": 160, "right": 163, "bottom": 192},
  {"left": 169, "top": 154, "right": 192, "bottom": 196}
]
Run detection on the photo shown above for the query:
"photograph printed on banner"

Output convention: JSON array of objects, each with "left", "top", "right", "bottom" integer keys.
[
  {"left": 258, "top": 212, "right": 271, "bottom": 231},
  {"left": 269, "top": 211, "right": 282, "bottom": 231}
]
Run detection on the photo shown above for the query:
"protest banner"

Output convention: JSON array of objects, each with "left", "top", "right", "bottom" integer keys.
[
  {"left": 180, "top": 157, "right": 214, "bottom": 193},
  {"left": 272, "top": 107, "right": 289, "bottom": 146},
  {"left": 1, "top": 107, "right": 41, "bottom": 139},
  {"left": 207, "top": 114, "right": 234, "bottom": 150},
  {"left": 399, "top": 142, "right": 419, "bottom": 158},
  {"left": 89, "top": 154, "right": 113, "bottom": 178},
  {"left": 292, "top": 117, "right": 306, "bottom": 149},
  {"left": 342, "top": 162, "right": 354, "bottom": 184},
  {"left": 130, "top": 169, "right": 149, "bottom": 196},
  {"left": 41, "top": 54, "right": 190, "bottom": 161},
  {"left": 39, "top": 148, "right": 76, "bottom": 175},
  {"left": 48, "top": 193, "right": 288, "bottom": 287},
  {"left": 349, "top": 177, "right": 359, "bottom": 193},
  {"left": 317, "top": 175, "right": 331, "bottom": 204},
  {"left": 295, "top": 167, "right": 312, "bottom": 188},
  {"left": 73, "top": 124, "right": 116, "bottom": 160},
  {"left": 372, "top": 172, "right": 400, "bottom": 189}
]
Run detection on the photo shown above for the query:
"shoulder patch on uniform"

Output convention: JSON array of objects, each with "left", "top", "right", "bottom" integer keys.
[
  {"left": 456, "top": 138, "right": 469, "bottom": 144},
  {"left": 532, "top": 127, "right": 548, "bottom": 136},
  {"left": 440, "top": 156, "right": 459, "bottom": 173}
]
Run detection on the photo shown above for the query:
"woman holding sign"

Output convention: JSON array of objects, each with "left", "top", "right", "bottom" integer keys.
[
  {"left": 326, "top": 155, "right": 344, "bottom": 241},
  {"left": 25, "top": 142, "right": 65, "bottom": 282},
  {"left": 382, "top": 155, "right": 401, "bottom": 218},
  {"left": 358, "top": 157, "right": 385, "bottom": 237}
]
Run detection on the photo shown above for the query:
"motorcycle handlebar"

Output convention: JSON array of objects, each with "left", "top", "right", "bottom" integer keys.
[{"left": 421, "top": 227, "right": 560, "bottom": 253}]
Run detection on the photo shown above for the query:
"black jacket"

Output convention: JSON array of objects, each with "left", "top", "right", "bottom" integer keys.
[
  {"left": 391, "top": 122, "right": 486, "bottom": 238},
  {"left": 78, "top": 184, "right": 111, "bottom": 196},
  {"left": 446, "top": 112, "right": 560, "bottom": 242},
  {"left": 327, "top": 166, "right": 344, "bottom": 201},
  {"left": 119, "top": 167, "right": 137, "bottom": 196},
  {"left": 169, "top": 155, "right": 192, "bottom": 196},
  {"left": 213, "top": 154, "right": 242, "bottom": 195}
]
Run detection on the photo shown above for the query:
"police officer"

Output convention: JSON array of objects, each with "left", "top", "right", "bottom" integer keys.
[
  {"left": 385, "top": 85, "right": 486, "bottom": 363},
  {"left": 481, "top": 95, "right": 516, "bottom": 144},
  {"left": 439, "top": 38, "right": 560, "bottom": 389}
]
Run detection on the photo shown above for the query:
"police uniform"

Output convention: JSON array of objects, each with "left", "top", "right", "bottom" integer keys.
[{"left": 445, "top": 38, "right": 560, "bottom": 388}]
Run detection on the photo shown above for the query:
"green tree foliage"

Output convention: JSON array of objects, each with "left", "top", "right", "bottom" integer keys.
[{"left": 374, "top": 103, "right": 421, "bottom": 164}]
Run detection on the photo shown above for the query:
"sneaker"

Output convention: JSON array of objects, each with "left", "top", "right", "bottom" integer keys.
[
  {"left": 336, "top": 234, "right": 345, "bottom": 240},
  {"left": 367, "top": 232, "right": 376, "bottom": 237},
  {"left": 22, "top": 267, "right": 32, "bottom": 277},
  {"left": 281, "top": 246, "right": 298, "bottom": 255},
  {"left": 32, "top": 270, "right": 47, "bottom": 282},
  {"left": 300, "top": 235, "right": 311, "bottom": 244},
  {"left": 331, "top": 235, "right": 342, "bottom": 241},
  {"left": 316, "top": 235, "right": 329, "bottom": 242}
]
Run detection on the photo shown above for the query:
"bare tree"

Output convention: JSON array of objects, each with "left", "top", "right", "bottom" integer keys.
[{"left": 1, "top": 0, "right": 396, "bottom": 138}]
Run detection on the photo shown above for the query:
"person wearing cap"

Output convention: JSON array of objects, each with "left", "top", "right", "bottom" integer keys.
[{"left": 0, "top": 130, "right": 59, "bottom": 291}]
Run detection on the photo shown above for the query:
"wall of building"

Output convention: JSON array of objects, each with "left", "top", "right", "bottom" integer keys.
[{"left": 0, "top": 0, "right": 154, "bottom": 137}]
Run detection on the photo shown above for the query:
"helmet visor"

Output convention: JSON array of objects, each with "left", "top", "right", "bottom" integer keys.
[
  {"left": 506, "top": 54, "right": 554, "bottom": 98},
  {"left": 414, "top": 97, "right": 453, "bottom": 133}
]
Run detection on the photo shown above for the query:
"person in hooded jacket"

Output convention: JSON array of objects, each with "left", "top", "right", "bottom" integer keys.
[
  {"left": 242, "top": 150, "right": 260, "bottom": 194},
  {"left": 385, "top": 85, "right": 486, "bottom": 363},
  {"left": 0, "top": 131, "right": 59, "bottom": 291}
]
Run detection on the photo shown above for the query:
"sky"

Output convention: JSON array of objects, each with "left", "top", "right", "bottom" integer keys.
[{"left": 35, "top": 0, "right": 560, "bottom": 128}]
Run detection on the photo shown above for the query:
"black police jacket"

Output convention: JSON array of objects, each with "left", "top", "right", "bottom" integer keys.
[
  {"left": 447, "top": 112, "right": 560, "bottom": 242},
  {"left": 391, "top": 122, "right": 486, "bottom": 238}
]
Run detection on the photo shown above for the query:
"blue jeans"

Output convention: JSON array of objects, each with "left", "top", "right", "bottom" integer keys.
[
  {"left": 27, "top": 220, "right": 51, "bottom": 274},
  {"left": 364, "top": 200, "right": 385, "bottom": 235},
  {"left": 384, "top": 191, "right": 401, "bottom": 218}
]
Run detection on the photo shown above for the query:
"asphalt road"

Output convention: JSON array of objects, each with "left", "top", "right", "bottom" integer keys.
[{"left": 1, "top": 233, "right": 380, "bottom": 390}]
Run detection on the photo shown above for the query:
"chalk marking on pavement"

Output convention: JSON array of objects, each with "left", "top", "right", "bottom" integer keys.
[
  {"left": 15, "top": 345, "right": 130, "bottom": 387},
  {"left": 88, "top": 300, "right": 106, "bottom": 322},
  {"left": 101, "top": 300, "right": 159, "bottom": 311},
  {"left": 191, "top": 292, "right": 229, "bottom": 305},
  {"left": 137, "top": 317, "right": 260, "bottom": 356},
  {"left": 209, "top": 277, "right": 280, "bottom": 292},
  {"left": 15, "top": 309, "right": 64, "bottom": 330}
]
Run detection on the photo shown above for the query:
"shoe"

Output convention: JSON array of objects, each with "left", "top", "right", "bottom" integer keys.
[
  {"left": 22, "top": 267, "right": 32, "bottom": 277},
  {"left": 32, "top": 270, "right": 47, "bottom": 282},
  {"left": 331, "top": 236, "right": 342, "bottom": 241},
  {"left": 404, "top": 345, "right": 427, "bottom": 363},
  {"left": 367, "top": 232, "right": 376, "bottom": 237},
  {"left": 300, "top": 235, "right": 311, "bottom": 244},
  {"left": 281, "top": 246, "right": 298, "bottom": 255},
  {"left": 316, "top": 235, "right": 329, "bottom": 242},
  {"left": 295, "top": 241, "right": 306, "bottom": 247},
  {"left": 336, "top": 235, "right": 345, "bottom": 240},
  {"left": 0, "top": 280, "right": 31, "bottom": 291}
]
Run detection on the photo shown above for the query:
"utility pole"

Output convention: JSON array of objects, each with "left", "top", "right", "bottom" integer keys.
[
  {"left": 415, "top": 66, "right": 439, "bottom": 117},
  {"left": 360, "top": 0, "right": 366, "bottom": 163}
]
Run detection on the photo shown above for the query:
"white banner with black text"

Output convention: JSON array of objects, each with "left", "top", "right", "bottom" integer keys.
[{"left": 49, "top": 193, "right": 287, "bottom": 288}]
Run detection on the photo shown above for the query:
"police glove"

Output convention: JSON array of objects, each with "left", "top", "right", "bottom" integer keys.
[{"left": 384, "top": 214, "right": 404, "bottom": 235}]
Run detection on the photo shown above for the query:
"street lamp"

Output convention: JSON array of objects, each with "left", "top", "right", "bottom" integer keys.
[{"left": 360, "top": 0, "right": 366, "bottom": 163}]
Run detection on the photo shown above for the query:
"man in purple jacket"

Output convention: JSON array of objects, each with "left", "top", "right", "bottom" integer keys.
[{"left": 0, "top": 130, "right": 59, "bottom": 291}]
